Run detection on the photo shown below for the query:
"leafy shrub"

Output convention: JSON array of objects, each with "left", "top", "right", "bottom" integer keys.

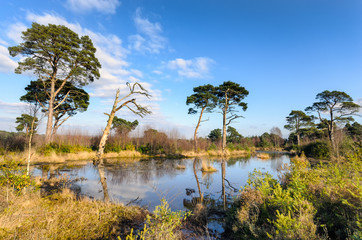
[
  {"left": 0, "top": 159, "right": 32, "bottom": 191},
  {"left": 207, "top": 143, "right": 217, "bottom": 151},
  {"left": 137, "top": 144, "right": 151, "bottom": 154},
  {"left": 104, "top": 143, "right": 122, "bottom": 153},
  {"left": 303, "top": 141, "right": 330, "bottom": 159},
  {"left": 226, "top": 170, "right": 317, "bottom": 240},
  {"left": 227, "top": 149, "right": 362, "bottom": 239},
  {"left": 38, "top": 143, "right": 92, "bottom": 155},
  {"left": 122, "top": 199, "right": 190, "bottom": 240},
  {"left": 227, "top": 143, "right": 235, "bottom": 151},
  {"left": 125, "top": 144, "right": 135, "bottom": 151}
]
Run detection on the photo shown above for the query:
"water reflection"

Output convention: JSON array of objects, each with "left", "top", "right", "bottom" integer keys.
[
  {"left": 97, "top": 162, "right": 110, "bottom": 202},
  {"left": 32, "top": 153, "right": 290, "bottom": 211},
  {"left": 193, "top": 158, "right": 203, "bottom": 203}
]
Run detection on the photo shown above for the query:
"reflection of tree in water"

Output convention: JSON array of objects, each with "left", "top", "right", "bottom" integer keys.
[
  {"left": 97, "top": 162, "right": 109, "bottom": 202},
  {"left": 226, "top": 155, "right": 251, "bottom": 167},
  {"left": 103, "top": 159, "right": 183, "bottom": 186},
  {"left": 270, "top": 155, "right": 285, "bottom": 172},
  {"left": 193, "top": 158, "right": 203, "bottom": 202}
]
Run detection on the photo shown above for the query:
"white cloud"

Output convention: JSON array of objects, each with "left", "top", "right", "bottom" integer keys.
[
  {"left": 0, "top": 45, "right": 17, "bottom": 73},
  {"left": 23, "top": 13, "right": 132, "bottom": 95},
  {"left": 4, "top": 12, "right": 178, "bottom": 133},
  {"left": 0, "top": 100, "right": 28, "bottom": 114},
  {"left": 356, "top": 98, "right": 362, "bottom": 113},
  {"left": 168, "top": 57, "right": 214, "bottom": 78},
  {"left": 7, "top": 22, "right": 27, "bottom": 44},
  {"left": 129, "top": 8, "right": 167, "bottom": 54},
  {"left": 131, "top": 69, "right": 143, "bottom": 78},
  {"left": 152, "top": 70, "right": 163, "bottom": 75},
  {"left": 65, "top": 0, "right": 121, "bottom": 14}
]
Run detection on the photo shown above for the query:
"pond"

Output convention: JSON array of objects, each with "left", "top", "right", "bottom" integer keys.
[{"left": 32, "top": 152, "right": 290, "bottom": 212}]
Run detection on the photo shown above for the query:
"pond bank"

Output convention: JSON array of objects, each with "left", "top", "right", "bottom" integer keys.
[{"left": 1, "top": 149, "right": 255, "bottom": 165}]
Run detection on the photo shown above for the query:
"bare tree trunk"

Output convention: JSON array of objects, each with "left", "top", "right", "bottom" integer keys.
[
  {"left": 96, "top": 90, "right": 120, "bottom": 161},
  {"left": 193, "top": 158, "right": 203, "bottom": 202},
  {"left": 194, "top": 106, "right": 207, "bottom": 153}
]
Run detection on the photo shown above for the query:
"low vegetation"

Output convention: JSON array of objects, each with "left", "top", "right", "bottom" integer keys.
[{"left": 225, "top": 149, "right": 362, "bottom": 240}]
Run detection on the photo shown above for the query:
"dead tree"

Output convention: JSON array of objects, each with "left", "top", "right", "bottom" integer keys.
[{"left": 96, "top": 82, "right": 151, "bottom": 161}]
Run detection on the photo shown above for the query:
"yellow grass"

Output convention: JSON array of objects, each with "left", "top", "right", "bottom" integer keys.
[
  {"left": 176, "top": 164, "right": 186, "bottom": 169},
  {"left": 182, "top": 149, "right": 251, "bottom": 157},
  {"left": 200, "top": 160, "right": 217, "bottom": 172},
  {"left": 256, "top": 153, "right": 270, "bottom": 160},
  {"left": 0, "top": 188, "right": 146, "bottom": 240},
  {"left": 0, "top": 150, "right": 148, "bottom": 164}
]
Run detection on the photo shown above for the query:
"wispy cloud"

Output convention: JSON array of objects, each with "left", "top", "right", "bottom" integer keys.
[
  {"left": 129, "top": 8, "right": 167, "bottom": 54},
  {"left": 356, "top": 98, "right": 362, "bottom": 113},
  {"left": 167, "top": 57, "right": 214, "bottom": 78},
  {"left": 0, "top": 100, "right": 28, "bottom": 114},
  {"left": 65, "top": 0, "right": 121, "bottom": 14},
  {"left": 7, "top": 22, "right": 27, "bottom": 44},
  {"left": 0, "top": 45, "right": 17, "bottom": 73}
]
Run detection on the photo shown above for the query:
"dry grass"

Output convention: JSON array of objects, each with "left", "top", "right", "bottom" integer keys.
[
  {"left": 256, "top": 153, "right": 270, "bottom": 160},
  {"left": 176, "top": 164, "right": 186, "bottom": 169},
  {"left": 0, "top": 188, "right": 147, "bottom": 240},
  {"left": 200, "top": 160, "right": 217, "bottom": 173},
  {"left": 182, "top": 149, "right": 250, "bottom": 157},
  {"left": 0, "top": 150, "right": 148, "bottom": 165}
]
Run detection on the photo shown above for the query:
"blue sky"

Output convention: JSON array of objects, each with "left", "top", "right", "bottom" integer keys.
[{"left": 0, "top": 0, "right": 361, "bottom": 138}]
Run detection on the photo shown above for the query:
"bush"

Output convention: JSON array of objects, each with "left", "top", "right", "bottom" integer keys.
[
  {"left": 0, "top": 159, "right": 32, "bottom": 191},
  {"left": 226, "top": 149, "right": 362, "bottom": 239},
  {"left": 38, "top": 143, "right": 92, "bottom": 155},
  {"left": 122, "top": 198, "right": 190, "bottom": 240},
  {"left": 207, "top": 143, "right": 217, "bottom": 151},
  {"left": 303, "top": 141, "right": 330, "bottom": 159},
  {"left": 226, "top": 170, "right": 317, "bottom": 239}
]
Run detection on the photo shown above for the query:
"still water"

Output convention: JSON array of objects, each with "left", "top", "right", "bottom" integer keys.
[{"left": 32, "top": 153, "right": 290, "bottom": 211}]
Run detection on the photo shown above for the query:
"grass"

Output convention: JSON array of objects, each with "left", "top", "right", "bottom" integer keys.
[
  {"left": 0, "top": 150, "right": 148, "bottom": 164},
  {"left": 200, "top": 160, "right": 217, "bottom": 173},
  {"left": 256, "top": 153, "right": 270, "bottom": 159},
  {"left": 0, "top": 188, "right": 147, "bottom": 240},
  {"left": 176, "top": 164, "right": 186, "bottom": 169}
]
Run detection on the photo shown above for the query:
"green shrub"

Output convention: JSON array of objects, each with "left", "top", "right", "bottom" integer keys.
[
  {"left": 125, "top": 144, "right": 135, "bottom": 151},
  {"left": 0, "top": 159, "right": 32, "bottom": 191},
  {"left": 207, "top": 143, "right": 217, "bottom": 151},
  {"left": 104, "top": 143, "right": 123, "bottom": 153},
  {"left": 38, "top": 143, "right": 92, "bottom": 155},
  {"left": 122, "top": 199, "right": 190, "bottom": 240},
  {"left": 227, "top": 143, "right": 235, "bottom": 151},
  {"left": 227, "top": 149, "right": 362, "bottom": 239},
  {"left": 137, "top": 144, "right": 151, "bottom": 154},
  {"left": 303, "top": 141, "right": 330, "bottom": 159}
]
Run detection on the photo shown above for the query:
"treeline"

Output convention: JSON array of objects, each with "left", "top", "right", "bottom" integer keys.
[
  {"left": 2, "top": 117, "right": 361, "bottom": 157},
  {"left": 283, "top": 90, "right": 361, "bottom": 159}
]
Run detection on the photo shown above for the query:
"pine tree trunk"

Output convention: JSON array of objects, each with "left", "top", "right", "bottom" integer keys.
[
  {"left": 45, "top": 81, "right": 55, "bottom": 144},
  {"left": 297, "top": 133, "right": 300, "bottom": 147},
  {"left": 222, "top": 93, "right": 228, "bottom": 156},
  {"left": 194, "top": 105, "right": 207, "bottom": 153}
]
